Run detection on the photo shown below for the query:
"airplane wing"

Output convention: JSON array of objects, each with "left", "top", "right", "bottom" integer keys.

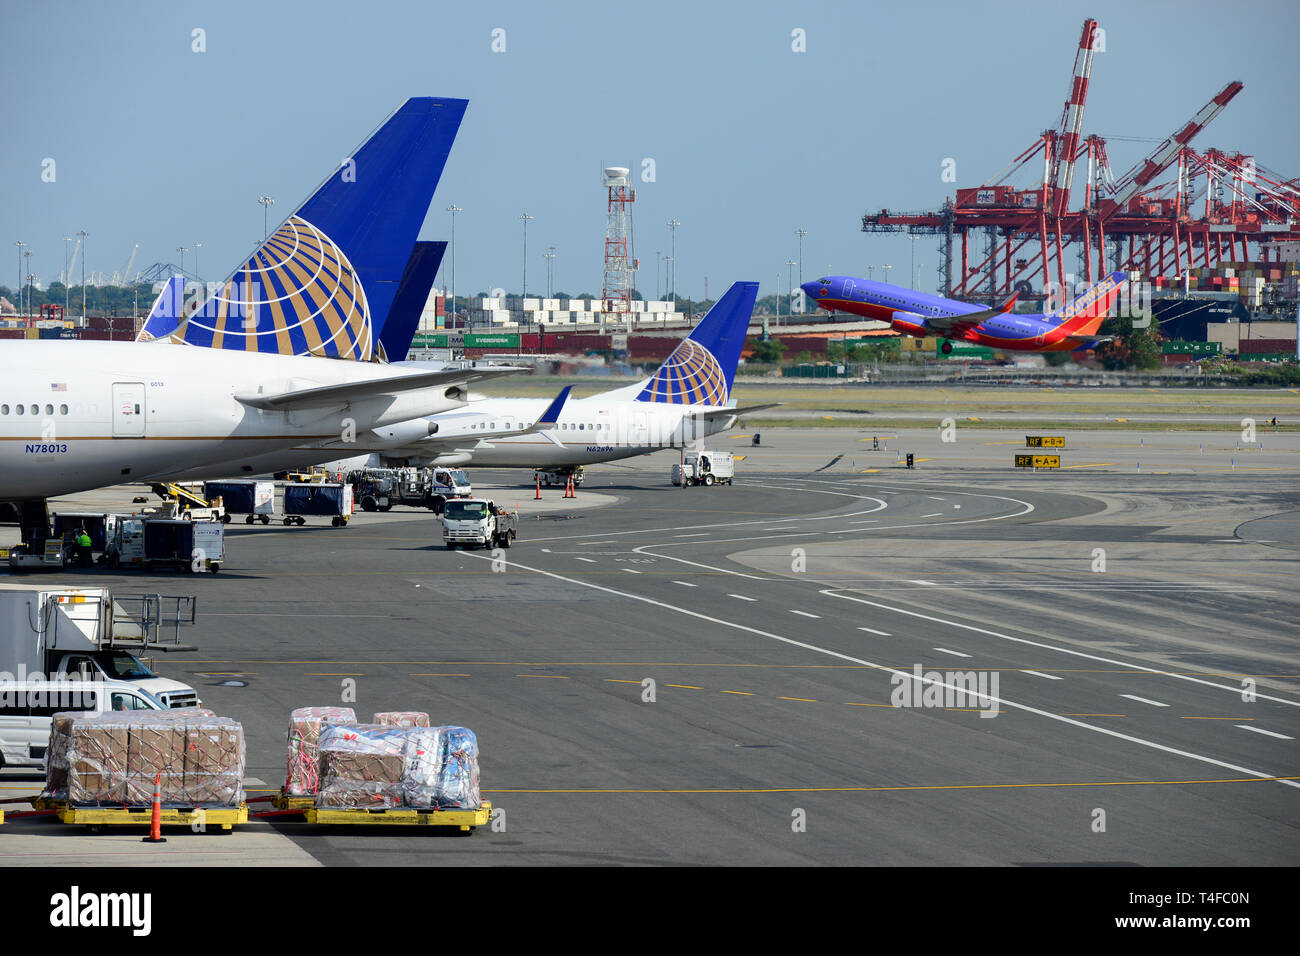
[
  {"left": 916, "top": 293, "right": 1019, "bottom": 336},
  {"left": 235, "top": 366, "right": 523, "bottom": 412},
  {"left": 1064, "top": 334, "right": 1113, "bottom": 348},
  {"left": 684, "top": 403, "right": 782, "bottom": 421}
]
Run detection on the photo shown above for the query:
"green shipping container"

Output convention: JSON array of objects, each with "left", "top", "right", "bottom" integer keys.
[
  {"left": 464, "top": 332, "right": 520, "bottom": 349},
  {"left": 411, "top": 332, "right": 451, "bottom": 348}
]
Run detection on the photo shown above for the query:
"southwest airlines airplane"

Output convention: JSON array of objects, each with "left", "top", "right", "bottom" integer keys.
[
  {"left": 0, "top": 97, "right": 519, "bottom": 539},
  {"left": 330, "top": 280, "right": 773, "bottom": 471},
  {"left": 801, "top": 271, "right": 1129, "bottom": 353}
]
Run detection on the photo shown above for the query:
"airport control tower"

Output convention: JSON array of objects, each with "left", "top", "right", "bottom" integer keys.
[{"left": 601, "top": 166, "right": 637, "bottom": 314}]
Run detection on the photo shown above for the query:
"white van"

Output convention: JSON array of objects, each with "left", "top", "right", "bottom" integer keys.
[{"left": 0, "top": 679, "right": 165, "bottom": 769}]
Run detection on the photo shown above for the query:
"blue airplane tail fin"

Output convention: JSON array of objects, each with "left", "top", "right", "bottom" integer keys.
[
  {"left": 168, "top": 97, "right": 467, "bottom": 360},
  {"left": 378, "top": 241, "right": 447, "bottom": 361},
  {"left": 634, "top": 281, "right": 758, "bottom": 405}
]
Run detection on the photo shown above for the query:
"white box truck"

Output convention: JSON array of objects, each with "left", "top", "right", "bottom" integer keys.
[{"left": 0, "top": 584, "right": 202, "bottom": 712}]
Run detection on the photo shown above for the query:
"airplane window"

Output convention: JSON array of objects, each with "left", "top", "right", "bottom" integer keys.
[
  {"left": 579, "top": 424, "right": 585, "bottom": 430},
  {"left": 0, "top": 405, "right": 7, "bottom": 415},
  {"left": 60, "top": 405, "right": 68, "bottom": 415},
  {"left": 30, "top": 405, "right": 38, "bottom": 415},
  {"left": 15, "top": 405, "right": 23, "bottom": 415},
  {"left": 45, "top": 404, "right": 53, "bottom": 415}
]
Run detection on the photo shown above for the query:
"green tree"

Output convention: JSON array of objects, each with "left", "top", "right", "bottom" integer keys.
[{"left": 748, "top": 337, "right": 785, "bottom": 364}]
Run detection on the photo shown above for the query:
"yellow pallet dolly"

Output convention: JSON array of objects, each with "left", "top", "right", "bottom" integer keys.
[
  {"left": 304, "top": 800, "right": 491, "bottom": 831},
  {"left": 32, "top": 799, "right": 247, "bottom": 830},
  {"left": 269, "top": 792, "right": 315, "bottom": 812}
]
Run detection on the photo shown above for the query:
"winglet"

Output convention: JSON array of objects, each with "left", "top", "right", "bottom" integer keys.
[
  {"left": 998, "top": 292, "right": 1018, "bottom": 314},
  {"left": 536, "top": 385, "right": 572, "bottom": 428}
]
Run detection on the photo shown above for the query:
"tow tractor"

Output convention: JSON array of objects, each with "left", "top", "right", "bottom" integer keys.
[{"left": 535, "top": 465, "right": 584, "bottom": 488}]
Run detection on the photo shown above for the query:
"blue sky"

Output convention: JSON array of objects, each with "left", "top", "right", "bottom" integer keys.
[{"left": 3, "top": 0, "right": 1296, "bottom": 301}]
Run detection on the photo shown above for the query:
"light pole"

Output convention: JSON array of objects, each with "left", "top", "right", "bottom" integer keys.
[
  {"left": 24, "top": 251, "right": 33, "bottom": 317},
  {"left": 663, "top": 256, "right": 673, "bottom": 310},
  {"left": 77, "top": 229, "right": 88, "bottom": 319},
  {"left": 445, "top": 204, "right": 460, "bottom": 325},
  {"left": 786, "top": 259, "right": 796, "bottom": 315},
  {"left": 193, "top": 242, "right": 202, "bottom": 283},
  {"left": 518, "top": 213, "right": 534, "bottom": 301},
  {"left": 177, "top": 246, "right": 187, "bottom": 278},
  {"left": 908, "top": 235, "right": 918, "bottom": 289},
  {"left": 13, "top": 241, "right": 24, "bottom": 315},
  {"left": 882, "top": 264, "right": 892, "bottom": 287},
  {"left": 544, "top": 246, "right": 556, "bottom": 299},
  {"left": 655, "top": 250, "right": 662, "bottom": 300},
  {"left": 667, "top": 218, "right": 680, "bottom": 307},
  {"left": 63, "top": 237, "right": 71, "bottom": 317},
  {"left": 776, "top": 273, "right": 782, "bottom": 326},
  {"left": 258, "top": 196, "right": 276, "bottom": 240},
  {"left": 796, "top": 228, "right": 807, "bottom": 286}
]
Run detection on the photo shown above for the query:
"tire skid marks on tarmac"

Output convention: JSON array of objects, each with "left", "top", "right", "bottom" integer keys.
[{"left": 464, "top": 551, "right": 1300, "bottom": 790}]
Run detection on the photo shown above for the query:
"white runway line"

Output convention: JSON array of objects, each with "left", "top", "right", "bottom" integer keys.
[
  {"left": 728, "top": 594, "right": 757, "bottom": 602},
  {"left": 764, "top": 527, "right": 798, "bottom": 531},
  {"left": 1121, "top": 694, "right": 1169, "bottom": 707},
  {"left": 1022, "top": 670, "right": 1063, "bottom": 680},
  {"left": 621, "top": 568, "right": 642, "bottom": 574},
  {"left": 933, "top": 647, "right": 971, "bottom": 658},
  {"left": 921, "top": 513, "right": 943, "bottom": 518},
  {"left": 575, "top": 557, "right": 597, "bottom": 563},
  {"left": 857, "top": 626, "right": 892, "bottom": 636},
  {"left": 673, "top": 580, "right": 697, "bottom": 587},
  {"left": 1237, "top": 725, "right": 1293, "bottom": 740},
  {"left": 790, "top": 610, "right": 821, "bottom": 619},
  {"left": 471, "top": 553, "right": 1300, "bottom": 791},
  {"left": 908, "top": 579, "right": 938, "bottom": 586},
  {"left": 675, "top": 532, "right": 708, "bottom": 538},
  {"left": 822, "top": 590, "right": 1300, "bottom": 711}
]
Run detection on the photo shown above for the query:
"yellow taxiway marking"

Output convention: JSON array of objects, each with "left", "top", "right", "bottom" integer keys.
[
  {"left": 1061, "top": 714, "right": 1126, "bottom": 718},
  {"left": 516, "top": 674, "right": 570, "bottom": 679},
  {"left": 721, "top": 690, "right": 755, "bottom": 696},
  {"left": 858, "top": 468, "right": 881, "bottom": 473},
  {"left": 603, "top": 679, "right": 642, "bottom": 684},
  {"left": 1181, "top": 716, "right": 1252, "bottom": 720},
  {"left": 665, "top": 683, "right": 703, "bottom": 689},
  {"left": 303, "top": 673, "right": 364, "bottom": 676},
  {"left": 778, "top": 696, "right": 818, "bottom": 703},
  {"left": 845, "top": 701, "right": 892, "bottom": 708},
  {"left": 484, "top": 776, "right": 1300, "bottom": 795},
  {"left": 408, "top": 673, "right": 470, "bottom": 677},
  {"left": 1061, "top": 462, "right": 1114, "bottom": 469},
  {"left": 733, "top": 454, "right": 747, "bottom": 461}
]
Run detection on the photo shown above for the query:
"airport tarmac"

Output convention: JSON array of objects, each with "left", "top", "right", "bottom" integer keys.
[{"left": 1, "top": 425, "right": 1296, "bottom": 866}]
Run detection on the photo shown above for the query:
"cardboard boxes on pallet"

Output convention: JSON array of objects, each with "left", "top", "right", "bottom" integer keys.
[{"left": 45, "top": 709, "right": 243, "bottom": 807}]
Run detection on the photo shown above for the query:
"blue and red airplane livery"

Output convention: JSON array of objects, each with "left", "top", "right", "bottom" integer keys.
[{"left": 801, "top": 271, "right": 1130, "bottom": 353}]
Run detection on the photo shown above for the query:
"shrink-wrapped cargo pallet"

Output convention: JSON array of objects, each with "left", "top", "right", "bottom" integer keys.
[
  {"left": 313, "top": 723, "right": 481, "bottom": 810},
  {"left": 47, "top": 710, "right": 243, "bottom": 808},
  {"left": 316, "top": 724, "right": 407, "bottom": 809},
  {"left": 285, "top": 706, "right": 357, "bottom": 796},
  {"left": 44, "top": 708, "right": 215, "bottom": 802},
  {"left": 372, "top": 711, "right": 430, "bottom": 728}
]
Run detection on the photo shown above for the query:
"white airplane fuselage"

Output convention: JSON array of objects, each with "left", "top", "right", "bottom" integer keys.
[
  {"left": 398, "top": 392, "right": 738, "bottom": 468},
  {"left": 0, "top": 340, "right": 472, "bottom": 500}
]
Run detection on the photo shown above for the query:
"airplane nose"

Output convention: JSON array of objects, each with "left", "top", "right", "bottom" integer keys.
[{"left": 800, "top": 281, "right": 824, "bottom": 300}]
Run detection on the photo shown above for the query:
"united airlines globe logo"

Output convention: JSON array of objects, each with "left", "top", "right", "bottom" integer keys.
[
  {"left": 637, "top": 338, "right": 729, "bottom": 405},
  {"left": 173, "top": 216, "right": 373, "bottom": 361}
]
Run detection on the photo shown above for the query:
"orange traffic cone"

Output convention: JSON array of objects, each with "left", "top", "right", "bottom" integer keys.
[
  {"left": 534, "top": 474, "right": 542, "bottom": 500},
  {"left": 142, "top": 772, "right": 166, "bottom": 843},
  {"left": 564, "top": 476, "right": 575, "bottom": 499}
]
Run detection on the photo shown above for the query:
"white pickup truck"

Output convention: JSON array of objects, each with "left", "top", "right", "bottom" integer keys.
[{"left": 442, "top": 499, "right": 518, "bottom": 550}]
